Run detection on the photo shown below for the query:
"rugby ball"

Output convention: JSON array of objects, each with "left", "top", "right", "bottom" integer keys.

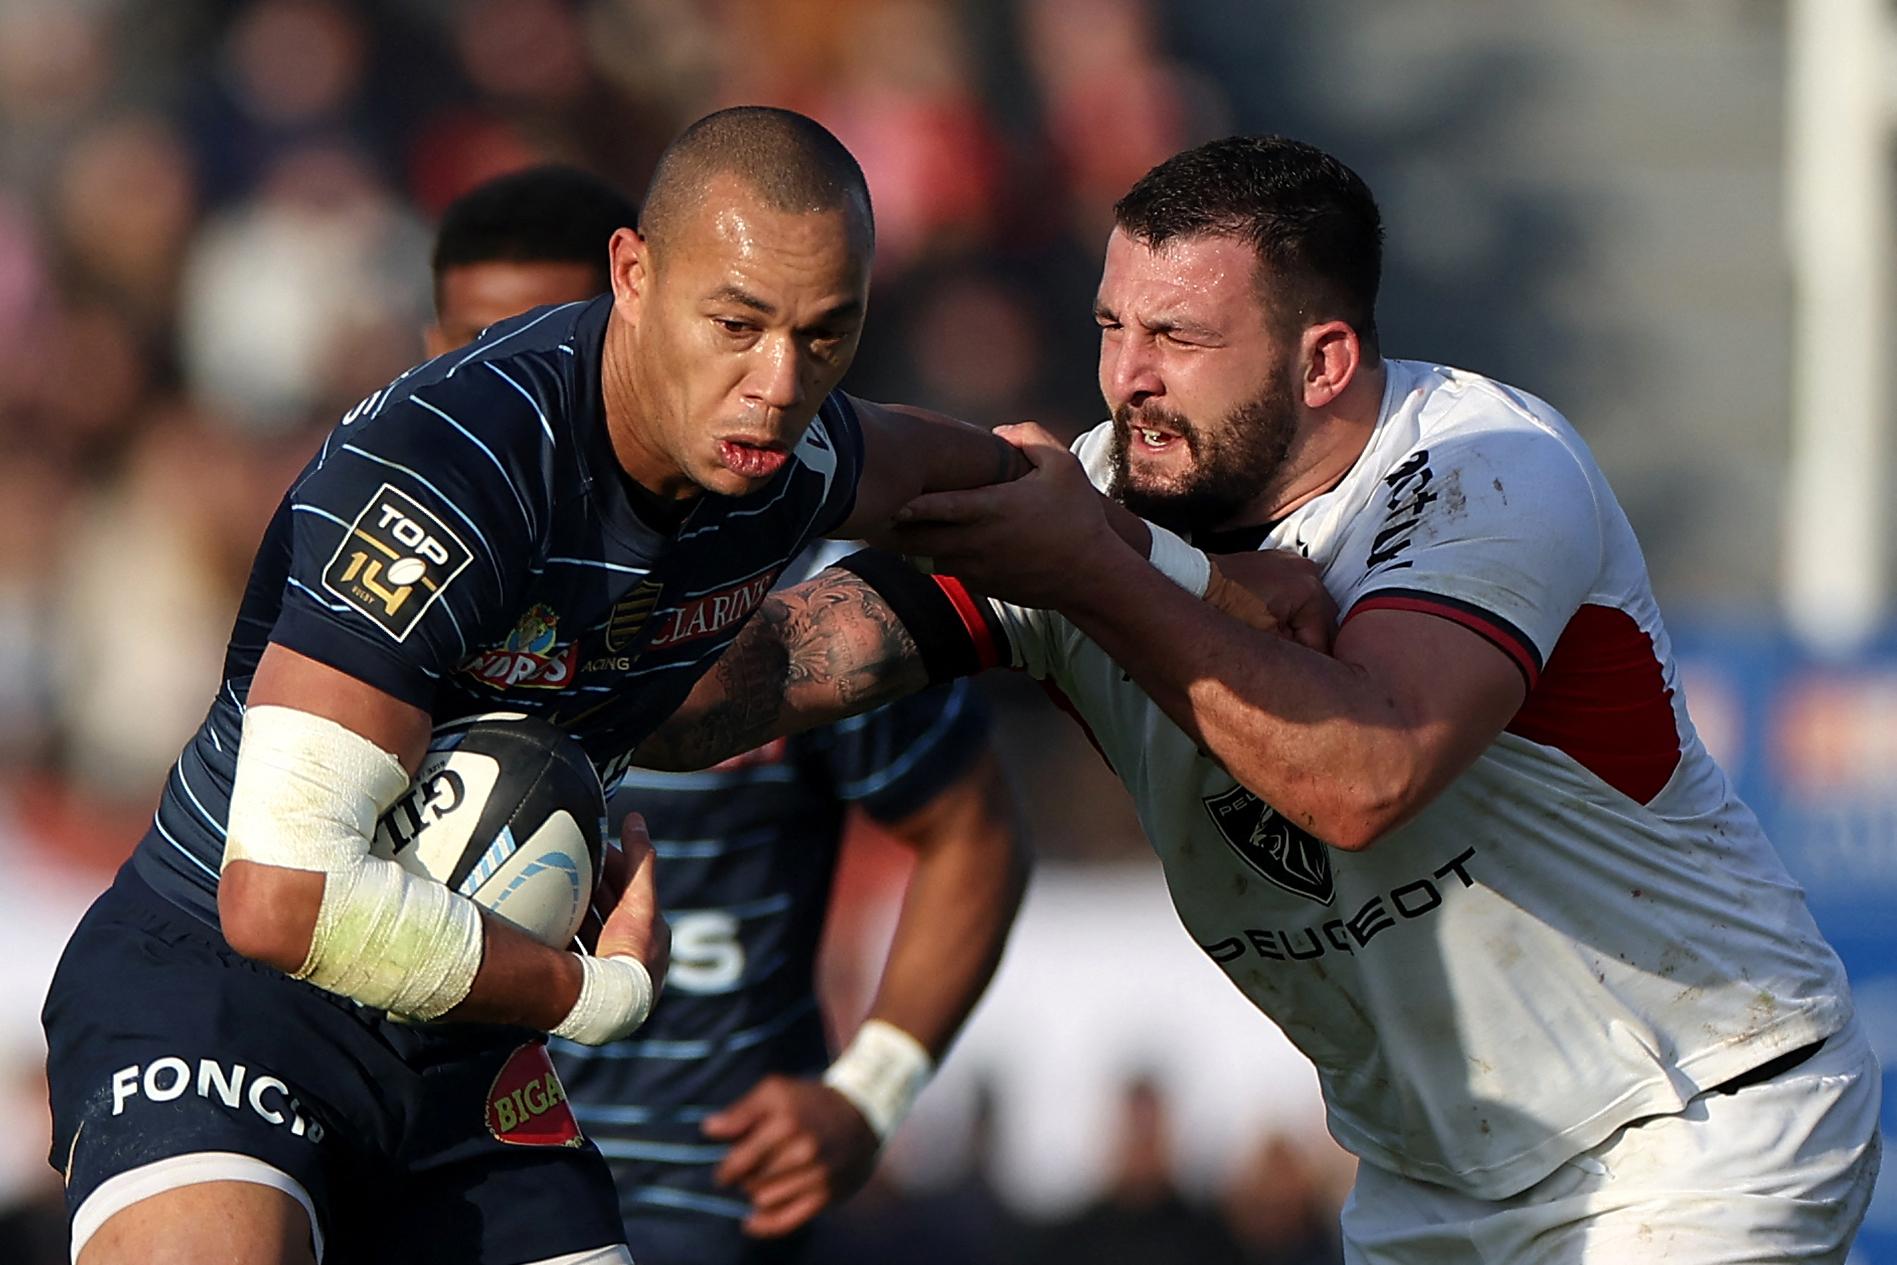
[{"left": 371, "top": 714, "right": 606, "bottom": 949}]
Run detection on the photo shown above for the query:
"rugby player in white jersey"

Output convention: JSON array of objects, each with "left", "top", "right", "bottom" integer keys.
[{"left": 630, "top": 135, "right": 1882, "bottom": 1263}]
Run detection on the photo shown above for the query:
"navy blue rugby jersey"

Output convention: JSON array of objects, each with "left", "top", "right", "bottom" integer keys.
[
  {"left": 548, "top": 542, "right": 990, "bottom": 1249},
  {"left": 134, "top": 297, "right": 866, "bottom": 924}
]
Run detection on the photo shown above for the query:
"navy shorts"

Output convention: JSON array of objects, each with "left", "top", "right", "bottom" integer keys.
[{"left": 43, "top": 865, "right": 625, "bottom": 1263}]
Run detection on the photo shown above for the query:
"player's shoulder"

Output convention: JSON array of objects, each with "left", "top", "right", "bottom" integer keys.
[
  {"left": 316, "top": 300, "right": 605, "bottom": 484},
  {"left": 1394, "top": 360, "right": 1586, "bottom": 458},
  {"left": 394, "top": 299, "right": 598, "bottom": 424},
  {"left": 1378, "top": 359, "right": 1602, "bottom": 499}
]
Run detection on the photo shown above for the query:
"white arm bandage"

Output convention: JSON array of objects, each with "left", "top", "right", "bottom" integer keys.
[
  {"left": 550, "top": 953, "right": 655, "bottom": 1046},
  {"left": 1144, "top": 522, "right": 1212, "bottom": 598},
  {"left": 223, "top": 705, "right": 484, "bottom": 1021},
  {"left": 822, "top": 1019, "right": 935, "bottom": 1142}
]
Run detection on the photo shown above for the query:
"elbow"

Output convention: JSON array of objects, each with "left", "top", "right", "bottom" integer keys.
[
  {"left": 218, "top": 861, "right": 321, "bottom": 974},
  {"left": 1320, "top": 814, "right": 1395, "bottom": 854},
  {"left": 1254, "top": 767, "right": 1417, "bottom": 855},
  {"left": 1315, "top": 770, "right": 1424, "bottom": 853}
]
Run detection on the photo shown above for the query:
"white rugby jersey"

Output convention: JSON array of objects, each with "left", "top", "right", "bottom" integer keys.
[{"left": 989, "top": 359, "right": 1850, "bottom": 1199}]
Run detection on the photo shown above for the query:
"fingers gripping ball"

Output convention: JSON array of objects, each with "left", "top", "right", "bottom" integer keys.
[{"left": 372, "top": 714, "right": 607, "bottom": 949}]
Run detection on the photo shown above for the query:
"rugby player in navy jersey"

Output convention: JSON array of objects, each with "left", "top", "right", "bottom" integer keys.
[
  {"left": 39, "top": 108, "right": 1069, "bottom": 1265},
  {"left": 426, "top": 166, "right": 1025, "bottom": 1265}
]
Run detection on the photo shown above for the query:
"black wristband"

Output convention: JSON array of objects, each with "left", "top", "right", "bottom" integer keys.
[{"left": 830, "top": 549, "right": 1009, "bottom": 683}]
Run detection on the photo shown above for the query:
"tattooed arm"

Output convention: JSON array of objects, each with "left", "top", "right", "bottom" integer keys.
[{"left": 631, "top": 567, "right": 930, "bottom": 772}]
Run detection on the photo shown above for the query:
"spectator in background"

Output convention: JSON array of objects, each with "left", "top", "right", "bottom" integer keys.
[
  {"left": 1021, "top": 0, "right": 1230, "bottom": 243},
  {"left": 811, "top": 0, "right": 1005, "bottom": 277},
  {"left": 178, "top": 144, "right": 430, "bottom": 434},
  {"left": 1033, "top": 1076, "right": 1245, "bottom": 1265},
  {"left": 51, "top": 116, "right": 199, "bottom": 347},
  {"left": 1221, "top": 1135, "right": 1345, "bottom": 1265}
]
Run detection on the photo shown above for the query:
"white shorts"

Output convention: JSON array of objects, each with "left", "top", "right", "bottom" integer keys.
[{"left": 1342, "top": 1016, "right": 1883, "bottom": 1264}]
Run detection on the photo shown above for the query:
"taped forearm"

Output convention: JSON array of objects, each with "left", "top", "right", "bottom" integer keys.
[
  {"left": 223, "top": 705, "right": 483, "bottom": 1019},
  {"left": 551, "top": 953, "right": 655, "bottom": 1045}
]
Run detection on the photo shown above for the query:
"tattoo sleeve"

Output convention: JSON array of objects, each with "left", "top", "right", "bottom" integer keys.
[{"left": 631, "top": 568, "right": 930, "bottom": 771}]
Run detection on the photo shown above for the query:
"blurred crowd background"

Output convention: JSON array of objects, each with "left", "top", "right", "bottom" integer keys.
[{"left": 0, "top": 1, "right": 1892, "bottom": 1262}]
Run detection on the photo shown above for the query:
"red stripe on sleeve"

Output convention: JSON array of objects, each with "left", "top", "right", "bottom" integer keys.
[
  {"left": 1345, "top": 594, "right": 1541, "bottom": 689},
  {"left": 932, "top": 575, "right": 1002, "bottom": 670}
]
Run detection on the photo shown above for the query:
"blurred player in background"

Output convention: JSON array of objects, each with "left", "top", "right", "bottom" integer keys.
[
  {"left": 633, "top": 135, "right": 1882, "bottom": 1264},
  {"left": 427, "top": 165, "right": 1027, "bottom": 1265},
  {"left": 39, "top": 108, "right": 1086, "bottom": 1265}
]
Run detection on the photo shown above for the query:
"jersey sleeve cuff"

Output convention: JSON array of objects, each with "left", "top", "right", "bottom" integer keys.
[
  {"left": 1345, "top": 587, "right": 1543, "bottom": 689},
  {"left": 269, "top": 603, "right": 442, "bottom": 711}
]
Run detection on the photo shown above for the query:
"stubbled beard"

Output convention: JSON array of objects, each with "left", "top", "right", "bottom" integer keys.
[{"left": 1106, "top": 375, "right": 1298, "bottom": 536}]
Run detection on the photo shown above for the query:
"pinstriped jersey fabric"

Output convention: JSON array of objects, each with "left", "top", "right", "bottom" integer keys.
[
  {"left": 550, "top": 543, "right": 990, "bottom": 1256},
  {"left": 134, "top": 297, "right": 865, "bottom": 925}
]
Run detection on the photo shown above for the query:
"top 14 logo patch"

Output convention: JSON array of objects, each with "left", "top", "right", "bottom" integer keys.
[
  {"left": 322, "top": 483, "right": 473, "bottom": 641},
  {"left": 1201, "top": 784, "right": 1335, "bottom": 906}
]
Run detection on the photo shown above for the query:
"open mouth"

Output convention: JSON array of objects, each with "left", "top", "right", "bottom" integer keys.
[
  {"left": 1131, "top": 424, "right": 1185, "bottom": 454},
  {"left": 716, "top": 438, "right": 790, "bottom": 479}
]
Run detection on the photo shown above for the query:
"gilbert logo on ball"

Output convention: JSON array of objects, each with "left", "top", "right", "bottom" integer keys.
[{"left": 373, "top": 714, "right": 606, "bottom": 948}]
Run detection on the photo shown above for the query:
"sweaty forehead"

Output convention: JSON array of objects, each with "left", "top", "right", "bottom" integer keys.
[
  {"left": 667, "top": 174, "right": 869, "bottom": 272},
  {"left": 661, "top": 213, "right": 865, "bottom": 314},
  {"left": 1099, "top": 228, "right": 1262, "bottom": 309}
]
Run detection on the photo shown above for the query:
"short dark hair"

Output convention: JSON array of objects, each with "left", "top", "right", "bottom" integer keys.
[
  {"left": 1113, "top": 136, "right": 1383, "bottom": 354},
  {"left": 431, "top": 164, "right": 637, "bottom": 289},
  {"left": 639, "top": 106, "right": 873, "bottom": 252}
]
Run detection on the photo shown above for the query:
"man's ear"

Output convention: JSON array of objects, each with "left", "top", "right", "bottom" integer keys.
[
  {"left": 1301, "top": 320, "right": 1362, "bottom": 410},
  {"left": 609, "top": 226, "right": 650, "bottom": 311}
]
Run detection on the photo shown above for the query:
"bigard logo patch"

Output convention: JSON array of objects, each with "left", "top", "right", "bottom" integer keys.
[
  {"left": 486, "top": 1041, "right": 583, "bottom": 1147},
  {"left": 322, "top": 483, "right": 473, "bottom": 640},
  {"left": 1202, "top": 784, "right": 1335, "bottom": 906}
]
